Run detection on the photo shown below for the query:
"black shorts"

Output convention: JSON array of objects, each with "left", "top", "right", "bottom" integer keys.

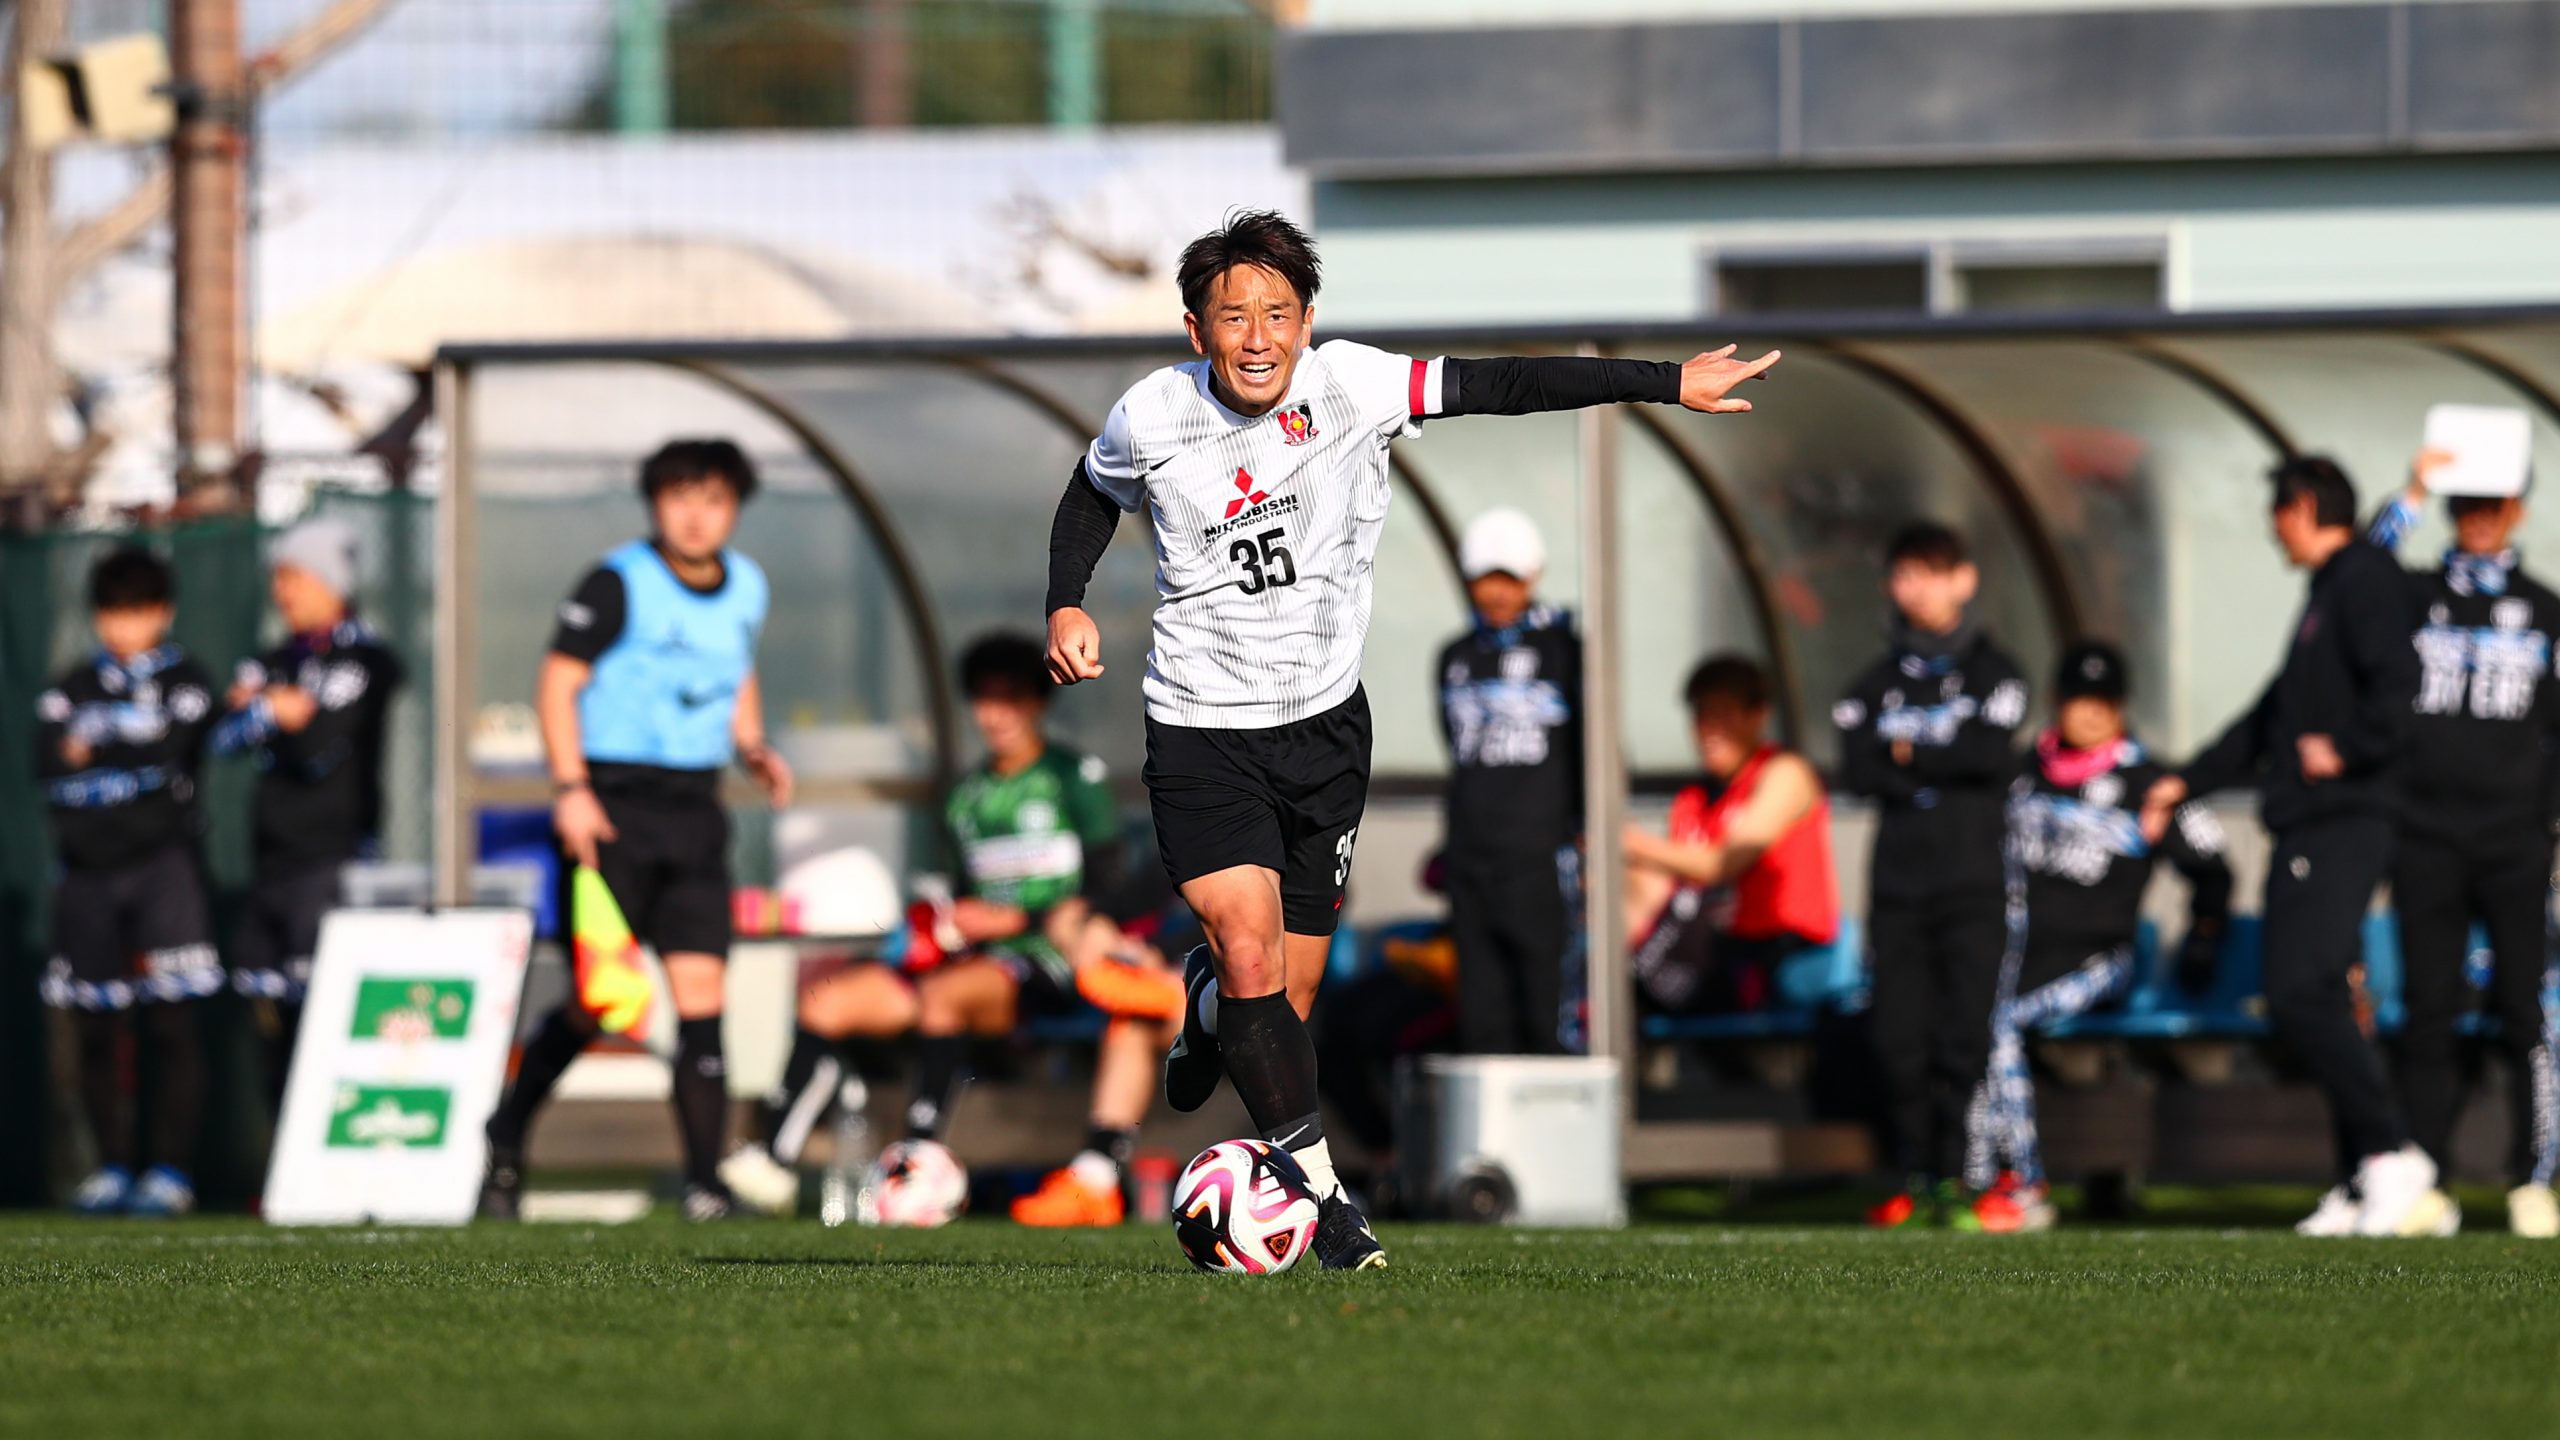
[
  {"left": 44, "top": 846, "right": 221, "bottom": 1011},
  {"left": 1143, "top": 687, "right": 1371, "bottom": 937},
  {"left": 231, "top": 862, "right": 342, "bottom": 1002},
  {"left": 988, "top": 947, "right": 1085, "bottom": 1018},
  {"left": 581, "top": 783, "right": 733, "bottom": 958}
]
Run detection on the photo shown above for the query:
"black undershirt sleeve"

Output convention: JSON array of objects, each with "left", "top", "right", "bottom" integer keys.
[
  {"left": 549, "top": 567, "right": 627, "bottom": 663},
  {"left": 1443, "top": 356, "right": 1682, "bottom": 417},
  {"left": 1046, "top": 461, "right": 1122, "bottom": 614}
]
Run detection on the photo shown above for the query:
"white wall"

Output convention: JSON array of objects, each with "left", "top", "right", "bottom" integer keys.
[{"left": 1310, "top": 157, "right": 2560, "bottom": 327}]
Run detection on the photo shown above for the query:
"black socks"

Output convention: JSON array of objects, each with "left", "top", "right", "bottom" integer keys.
[
  {"left": 672, "top": 1017, "right": 728, "bottom": 1190},
  {"left": 139, "top": 1002, "right": 202, "bottom": 1174},
  {"left": 486, "top": 1005, "right": 592, "bottom": 1152},
  {"left": 1218, "top": 990, "right": 1324, "bottom": 1151},
  {"left": 909, "top": 1034, "right": 967, "bottom": 1140},
  {"left": 760, "top": 1027, "right": 841, "bottom": 1167},
  {"left": 73, "top": 1010, "right": 131, "bottom": 1172}
]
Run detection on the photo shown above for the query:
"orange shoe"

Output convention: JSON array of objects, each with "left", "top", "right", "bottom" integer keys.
[
  {"left": 1866, "top": 1186, "right": 1925, "bottom": 1229},
  {"left": 1010, "top": 1166, "right": 1126, "bottom": 1227},
  {"left": 1974, "top": 1188, "right": 2027, "bottom": 1233},
  {"left": 1075, "top": 951, "right": 1184, "bottom": 1023}
]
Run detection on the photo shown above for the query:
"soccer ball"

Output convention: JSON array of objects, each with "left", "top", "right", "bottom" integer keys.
[
  {"left": 858, "top": 1139, "right": 969, "bottom": 1227},
  {"left": 1171, "top": 1139, "right": 1320, "bottom": 1275}
]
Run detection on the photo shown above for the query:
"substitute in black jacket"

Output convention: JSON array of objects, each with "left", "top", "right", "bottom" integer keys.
[
  {"left": 1968, "top": 642, "right": 2231, "bottom": 1233},
  {"left": 1834, "top": 523, "right": 2028, "bottom": 1227},
  {"left": 2368, "top": 458, "right": 2560, "bottom": 1239},
  {"left": 36, "top": 548, "right": 220, "bottom": 1217},
  {"left": 2145, "top": 456, "right": 2433, "bottom": 1238},
  {"left": 1437, "top": 508, "right": 1582, "bottom": 1054},
  {"left": 212, "top": 518, "right": 405, "bottom": 1104}
]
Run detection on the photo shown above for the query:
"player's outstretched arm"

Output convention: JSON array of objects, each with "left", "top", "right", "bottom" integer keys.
[
  {"left": 1046, "top": 462, "right": 1121, "bottom": 685},
  {"left": 1440, "top": 346, "right": 1778, "bottom": 418}
]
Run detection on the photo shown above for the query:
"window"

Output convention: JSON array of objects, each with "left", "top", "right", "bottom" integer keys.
[
  {"left": 1713, "top": 254, "right": 1929, "bottom": 317},
  {"left": 1954, "top": 261, "right": 2164, "bottom": 315},
  {"left": 1704, "top": 238, "right": 2169, "bottom": 318}
]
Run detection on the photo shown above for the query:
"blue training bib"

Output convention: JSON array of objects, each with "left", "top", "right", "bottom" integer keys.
[{"left": 578, "top": 540, "right": 769, "bottom": 770}]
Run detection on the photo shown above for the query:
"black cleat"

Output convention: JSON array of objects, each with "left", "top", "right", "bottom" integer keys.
[
  {"left": 477, "top": 1133, "right": 524, "bottom": 1223},
  {"left": 682, "top": 1182, "right": 741, "bottom": 1223},
  {"left": 1313, "top": 1192, "right": 1388, "bottom": 1272},
  {"left": 1163, "top": 944, "right": 1223, "bottom": 1113}
]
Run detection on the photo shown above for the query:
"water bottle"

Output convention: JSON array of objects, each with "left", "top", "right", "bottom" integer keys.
[{"left": 819, "top": 1072, "right": 872, "bottom": 1227}]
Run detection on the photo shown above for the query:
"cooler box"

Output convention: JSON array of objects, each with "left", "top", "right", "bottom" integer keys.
[{"left": 1398, "top": 1055, "right": 1624, "bottom": 1227}]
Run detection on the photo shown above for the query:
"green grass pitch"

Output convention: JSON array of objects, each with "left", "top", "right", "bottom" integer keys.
[{"left": 4, "top": 1215, "right": 2555, "bottom": 1439}]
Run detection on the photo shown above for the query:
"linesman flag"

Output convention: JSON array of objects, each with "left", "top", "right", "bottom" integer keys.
[{"left": 571, "top": 866, "right": 656, "bottom": 1037}]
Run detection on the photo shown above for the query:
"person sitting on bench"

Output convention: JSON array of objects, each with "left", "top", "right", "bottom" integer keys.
[
  {"left": 1621, "top": 655, "right": 1838, "bottom": 1015},
  {"left": 1971, "top": 641, "right": 2231, "bottom": 1233}
]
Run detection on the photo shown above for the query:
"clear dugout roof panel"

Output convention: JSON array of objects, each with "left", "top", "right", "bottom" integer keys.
[{"left": 439, "top": 308, "right": 2560, "bottom": 810}]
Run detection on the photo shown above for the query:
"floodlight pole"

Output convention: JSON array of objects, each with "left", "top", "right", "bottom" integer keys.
[
  {"left": 0, "top": 0, "right": 65, "bottom": 504},
  {"left": 171, "top": 0, "right": 247, "bottom": 500},
  {"left": 1577, "top": 343, "right": 1633, "bottom": 1130}
]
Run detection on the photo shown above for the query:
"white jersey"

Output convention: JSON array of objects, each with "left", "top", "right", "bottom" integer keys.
[{"left": 1085, "top": 339, "right": 1451, "bottom": 729}]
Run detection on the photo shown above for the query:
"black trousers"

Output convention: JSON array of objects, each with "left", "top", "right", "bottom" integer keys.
[
  {"left": 2264, "top": 817, "right": 2406, "bottom": 1178},
  {"left": 1869, "top": 889, "right": 2005, "bottom": 1182},
  {"left": 1447, "top": 849, "right": 1570, "bottom": 1055},
  {"left": 2392, "top": 829, "right": 2558, "bottom": 1186}
]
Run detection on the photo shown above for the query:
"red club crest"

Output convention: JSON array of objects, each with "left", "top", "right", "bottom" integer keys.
[
  {"left": 1276, "top": 401, "right": 1318, "bottom": 446},
  {"left": 1223, "top": 467, "right": 1270, "bottom": 519}
]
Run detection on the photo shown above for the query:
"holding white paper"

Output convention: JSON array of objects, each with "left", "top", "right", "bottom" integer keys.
[{"left": 2422, "top": 403, "right": 2533, "bottom": 497}]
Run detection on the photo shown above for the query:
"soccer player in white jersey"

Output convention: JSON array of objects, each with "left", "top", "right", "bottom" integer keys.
[{"left": 1043, "top": 212, "right": 1778, "bottom": 1268}]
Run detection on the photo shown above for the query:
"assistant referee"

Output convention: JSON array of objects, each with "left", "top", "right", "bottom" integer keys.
[{"left": 479, "top": 440, "right": 793, "bottom": 1221}]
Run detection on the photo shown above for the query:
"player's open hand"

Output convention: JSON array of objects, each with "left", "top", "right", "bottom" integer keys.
[
  {"left": 2297, "top": 734, "right": 2344, "bottom": 783},
  {"left": 61, "top": 735, "right": 93, "bottom": 769},
  {"left": 554, "top": 786, "right": 618, "bottom": 870},
  {"left": 267, "top": 685, "right": 318, "bottom": 733},
  {"left": 2409, "top": 446, "right": 2454, "bottom": 500},
  {"left": 2139, "top": 775, "right": 2188, "bottom": 845},
  {"left": 951, "top": 897, "right": 1023, "bottom": 945},
  {"left": 741, "top": 741, "right": 794, "bottom": 808},
  {"left": 1679, "top": 344, "right": 1781, "bottom": 414},
  {"left": 1048, "top": 606, "right": 1105, "bottom": 685}
]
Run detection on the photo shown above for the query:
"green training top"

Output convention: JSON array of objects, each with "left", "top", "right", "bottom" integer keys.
[{"left": 946, "top": 745, "right": 1117, "bottom": 983}]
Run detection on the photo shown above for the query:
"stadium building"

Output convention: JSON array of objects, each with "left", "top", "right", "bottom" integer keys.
[{"left": 12, "top": 0, "right": 2560, "bottom": 1208}]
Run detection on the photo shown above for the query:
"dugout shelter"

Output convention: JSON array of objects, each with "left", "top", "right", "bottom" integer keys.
[{"left": 419, "top": 306, "right": 2560, "bottom": 1181}]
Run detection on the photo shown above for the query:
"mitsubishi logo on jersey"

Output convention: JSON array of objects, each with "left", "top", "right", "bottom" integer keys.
[{"left": 1223, "top": 467, "right": 1270, "bottom": 519}]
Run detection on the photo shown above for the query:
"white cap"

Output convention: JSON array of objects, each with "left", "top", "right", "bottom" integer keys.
[
  {"left": 271, "top": 517, "right": 361, "bottom": 600},
  {"left": 1460, "top": 507, "right": 1546, "bottom": 582}
]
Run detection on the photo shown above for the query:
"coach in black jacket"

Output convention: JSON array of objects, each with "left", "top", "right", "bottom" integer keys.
[
  {"left": 2367, "top": 459, "right": 2560, "bottom": 1235},
  {"left": 1835, "top": 523, "right": 2028, "bottom": 1223},
  {"left": 1437, "top": 508, "right": 1582, "bottom": 1054},
  {"left": 2144, "top": 457, "right": 2432, "bottom": 1237},
  {"left": 211, "top": 518, "right": 404, "bottom": 1108}
]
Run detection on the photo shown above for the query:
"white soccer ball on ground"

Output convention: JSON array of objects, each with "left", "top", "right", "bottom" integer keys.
[
  {"left": 1171, "top": 1139, "right": 1320, "bottom": 1275},
  {"left": 858, "top": 1139, "right": 969, "bottom": 1227}
]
